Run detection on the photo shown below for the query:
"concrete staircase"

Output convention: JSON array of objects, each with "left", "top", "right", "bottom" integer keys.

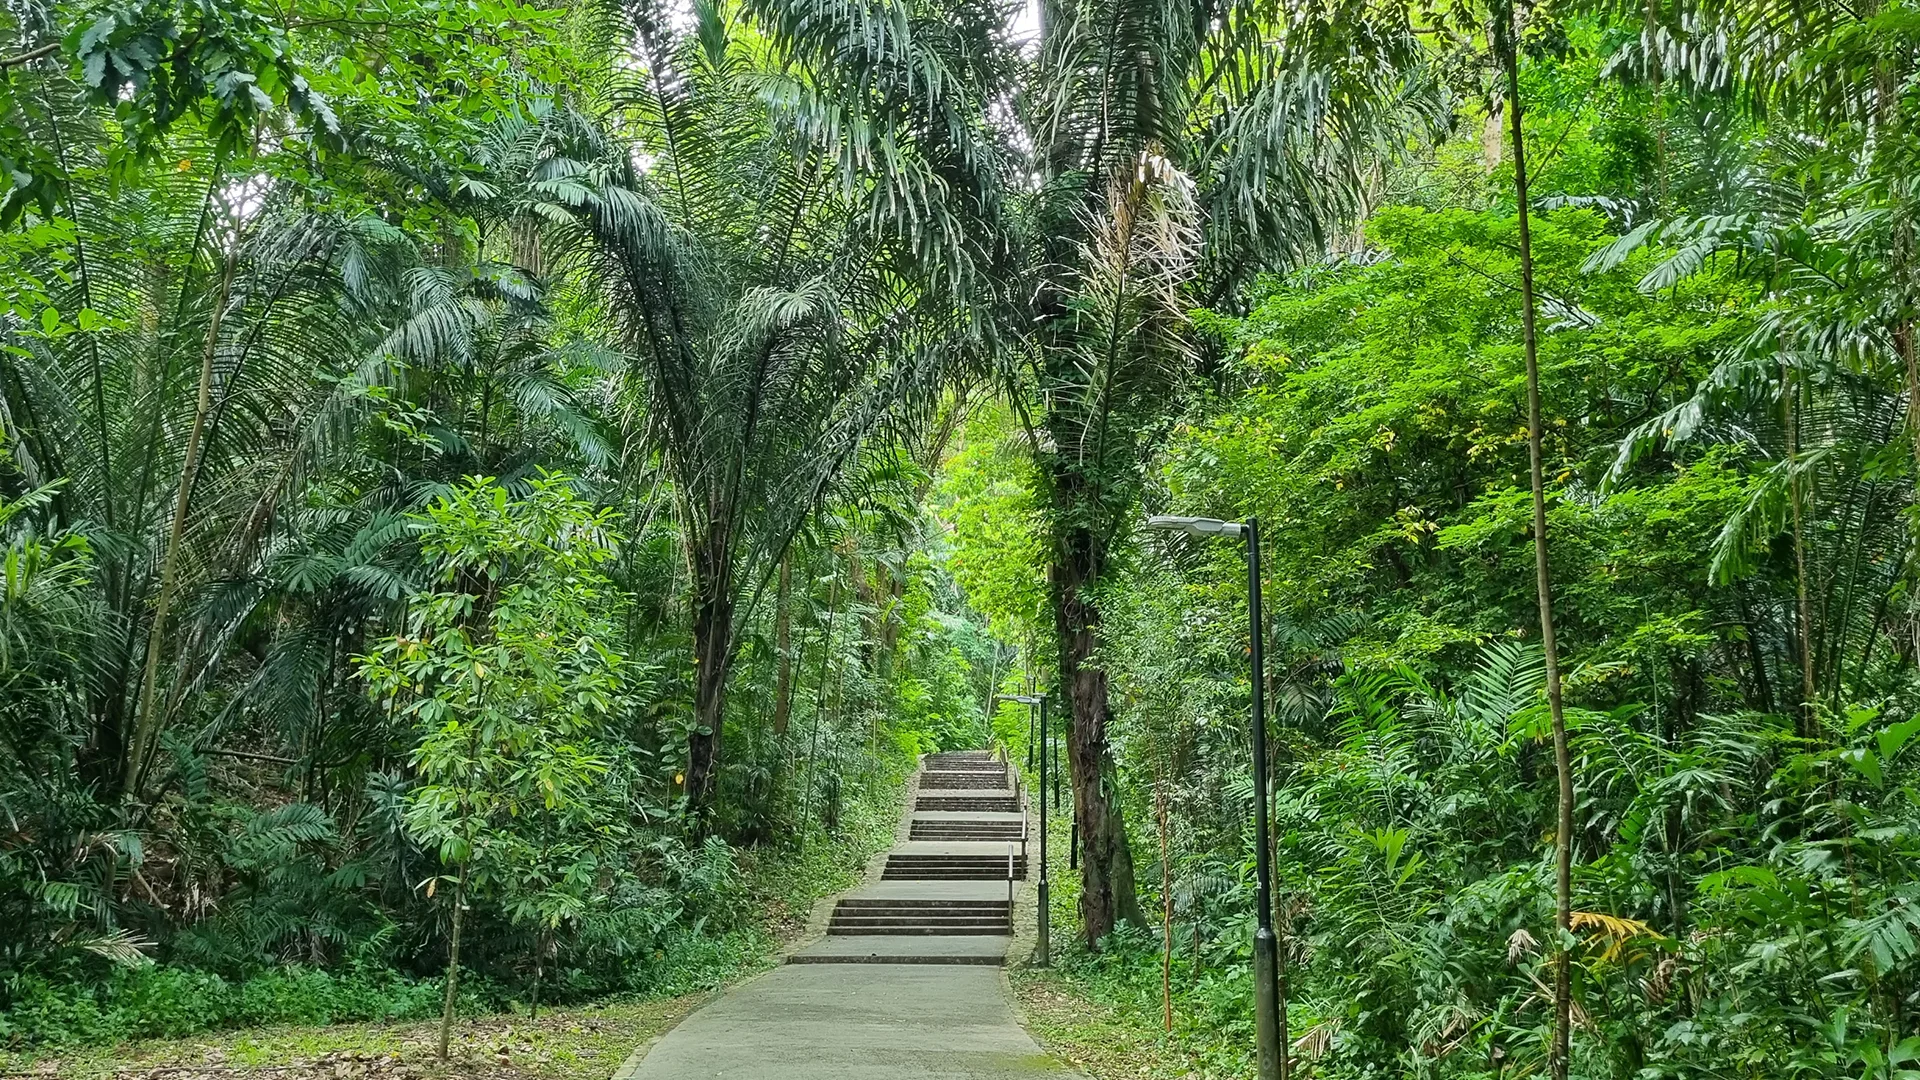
[
  {"left": 921, "top": 772, "right": 1011, "bottom": 788},
  {"left": 789, "top": 748, "right": 1026, "bottom": 966}
]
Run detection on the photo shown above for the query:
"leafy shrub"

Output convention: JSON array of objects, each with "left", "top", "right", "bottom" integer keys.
[{"left": 0, "top": 964, "right": 455, "bottom": 1048}]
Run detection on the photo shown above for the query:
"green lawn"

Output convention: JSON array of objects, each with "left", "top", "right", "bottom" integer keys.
[{"left": 1010, "top": 968, "right": 1204, "bottom": 1080}]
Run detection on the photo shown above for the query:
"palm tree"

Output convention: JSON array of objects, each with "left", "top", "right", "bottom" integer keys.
[
  {"left": 0, "top": 109, "right": 375, "bottom": 803},
  {"left": 1593, "top": 0, "right": 1920, "bottom": 720},
  {"left": 508, "top": 0, "right": 1009, "bottom": 820},
  {"left": 1004, "top": 0, "right": 1428, "bottom": 946},
  {"left": 0, "top": 60, "right": 608, "bottom": 810}
]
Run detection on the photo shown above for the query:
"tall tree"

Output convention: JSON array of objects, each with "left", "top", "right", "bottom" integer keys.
[
  {"left": 1489, "top": 3, "right": 1573, "bottom": 1074},
  {"left": 522, "top": 0, "right": 1008, "bottom": 820},
  {"left": 1008, "top": 0, "right": 1425, "bottom": 945}
]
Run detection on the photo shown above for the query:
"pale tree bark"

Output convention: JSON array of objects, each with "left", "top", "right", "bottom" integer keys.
[
  {"left": 1784, "top": 359, "right": 1818, "bottom": 738},
  {"left": 1499, "top": 18, "right": 1574, "bottom": 1080},
  {"left": 773, "top": 554, "right": 794, "bottom": 737},
  {"left": 126, "top": 242, "right": 237, "bottom": 797},
  {"left": 1157, "top": 780, "right": 1172, "bottom": 1032},
  {"left": 438, "top": 863, "right": 468, "bottom": 1062}
]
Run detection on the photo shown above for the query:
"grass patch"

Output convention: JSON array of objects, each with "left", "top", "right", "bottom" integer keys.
[
  {"left": 2, "top": 993, "right": 708, "bottom": 1080},
  {"left": 1007, "top": 759, "right": 1256, "bottom": 1080},
  {"left": 1011, "top": 969, "right": 1204, "bottom": 1080}
]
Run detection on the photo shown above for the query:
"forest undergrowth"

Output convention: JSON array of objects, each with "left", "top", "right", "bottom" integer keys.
[{"left": 0, "top": 757, "right": 907, "bottom": 1074}]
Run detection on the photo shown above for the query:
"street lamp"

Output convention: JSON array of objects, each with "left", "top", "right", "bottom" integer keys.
[
  {"left": 994, "top": 692, "right": 1050, "bottom": 966},
  {"left": 1145, "top": 514, "right": 1282, "bottom": 1080}
]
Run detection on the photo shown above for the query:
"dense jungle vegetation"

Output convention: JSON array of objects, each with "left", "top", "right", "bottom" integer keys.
[{"left": 3, "top": 0, "right": 1919, "bottom": 1076}]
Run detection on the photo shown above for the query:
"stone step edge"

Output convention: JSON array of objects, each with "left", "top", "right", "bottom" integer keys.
[
  {"left": 840, "top": 895, "right": 1021, "bottom": 903},
  {"left": 786, "top": 954, "right": 1005, "bottom": 966}
]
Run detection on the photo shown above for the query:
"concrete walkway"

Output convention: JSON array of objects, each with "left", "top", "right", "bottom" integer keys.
[{"left": 613, "top": 753, "right": 1081, "bottom": 1079}]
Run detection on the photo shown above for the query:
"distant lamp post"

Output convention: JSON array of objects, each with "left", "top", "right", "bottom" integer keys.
[
  {"left": 995, "top": 692, "right": 1049, "bottom": 966},
  {"left": 1053, "top": 719, "right": 1062, "bottom": 809},
  {"left": 1145, "top": 514, "right": 1282, "bottom": 1080},
  {"left": 1026, "top": 695, "right": 1037, "bottom": 771}
]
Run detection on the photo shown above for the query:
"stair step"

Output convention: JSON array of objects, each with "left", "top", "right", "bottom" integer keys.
[
  {"left": 831, "top": 913, "right": 1009, "bottom": 922},
  {"left": 883, "top": 853, "right": 1029, "bottom": 860},
  {"left": 885, "top": 863, "right": 1028, "bottom": 869},
  {"left": 920, "top": 778, "right": 1010, "bottom": 789},
  {"left": 910, "top": 826, "right": 1029, "bottom": 837},
  {"left": 909, "top": 831, "right": 1023, "bottom": 836},
  {"left": 829, "top": 895, "right": 1006, "bottom": 903},
  {"left": 910, "top": 828, "right": 1023, "bottom": 837},
  {"left": 832, "top": 909, "right": 1010, "bottom": 915},
  {"left": 830, "top": 924, "right": 1011, "bottom": 933},
  {"left": 916, "top": 798, "right": 1020, "bottom": 811},
  {"left": 883, "top": 859, "right": 1028, "bottom": 865},
  {"left": 789, "top": 954, "right": 1006, "bottom": 966},
  {"left": 883, "top": 864, "right": 1029, "bottom": 876},
  {"left": 830, "top": 915, "right": 1012, "bottom": 926},
  {"left": 887, "top": 855, "right": 1029, "bottom": 862},
  {"left": 909, "top": 821, "right": 1023, "bottom": 827}
]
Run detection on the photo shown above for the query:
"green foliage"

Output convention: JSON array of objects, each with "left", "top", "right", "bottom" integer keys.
[
  {"left": 933, "top": 405, "right": 1049, "bottom": 652},
  {"left": 66, "top": 0, "right": 340, "bottom": 169},
  {"left": 0, "top": 0, "right": 999, "bottom": 1034},
  {"left": 0, "top": 965, "right": 448, "bottom": 1048},
  {"left": 8, "top": 0, "right": 1920, "bottom": 1076},
  {"left": 1024, "top": 168, "right": 1920, "bottom": 1077},
  {"left": 359, "top": 472, "right": 631, "bottom": 931}
]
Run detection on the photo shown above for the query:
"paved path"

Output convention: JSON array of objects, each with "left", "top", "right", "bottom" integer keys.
[{"left": 615, "top": 753, "right": 1080, "bottom": 1079}]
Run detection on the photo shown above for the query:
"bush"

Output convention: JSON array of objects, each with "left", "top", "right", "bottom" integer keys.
[{"left": 0, "top": 964, "right": 452, "bottom": 1048}]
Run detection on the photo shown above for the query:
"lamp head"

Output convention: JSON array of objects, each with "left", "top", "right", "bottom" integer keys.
[
  {"left": 1146, "top": 514, "right": 1247, "bottom": 539},
  {"left": 994, "top": 694, "right": 1043, "bottom": 706}
]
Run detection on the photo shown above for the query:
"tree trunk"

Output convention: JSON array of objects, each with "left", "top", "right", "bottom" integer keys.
[
  {"left": 1049, "top": 487, "right": 1144, "bottom": 947},
  {"left": 529, "top": 928, "right": 547, "bottom": 1021},
  {"left": 1157, "top": 781, "right": 1172, "bottom": 1032},
  {"left": 686, "top": 532, "right": 735, "bottom": 822},
  {"left": 1270, "top": 804, "right": 1292, "bottom": 1080},
  {"left": 773, "top": 554, "right": 793, "bottom": 736},
  {"left": 438, "top": 864, "right": 468, "bottom": 1062},
  {"left": 1500, "top": 24, "right": 1574, "bottom": 1080},
  {"left": 1900, "top": 318, "right": 1920, "bottom": 486},
  {"left": 1784, "top": 359, "right": 1818, "bottom": 739},
  {"left": 125, "top": 246, "right": 237, "bottom": 798},
  {"left": 799, "top": 576, "right": 839, "bottom": 847}
]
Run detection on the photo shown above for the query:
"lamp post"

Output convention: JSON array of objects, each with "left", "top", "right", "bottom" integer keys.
[
  {"left": 1145, "top": 514, "right": 1282, "bottom": 1080},
  {"left": 1026, "top": 696, "right": 1036, "bottom": 771},
  {"left": 995, "top": 692, "right": 1049, "bottom": 966},
  {"left": 1053, "top": 719, "right": 1062, "bottom": 809}
]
